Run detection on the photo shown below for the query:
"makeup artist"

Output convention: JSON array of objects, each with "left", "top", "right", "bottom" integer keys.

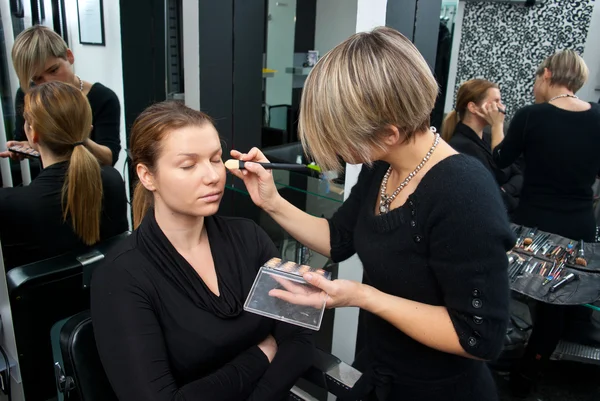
[
  {"left": 0, "top": 81, "right": 128, "bottom": 270},
  {"left": 479, "top": 49, "right": 600, "bottom": 397},
  {"left": 229, "top": 27, "right": 514, "bottom": 401},
  {"left": 442, "top": 79, "right": 523, "bottom": 215},
  {"left": 91, "top": 101, "right": 314, "bottom": 401},
  {"left": 0, "top": 25, "right": 121, "bottom": 168}
]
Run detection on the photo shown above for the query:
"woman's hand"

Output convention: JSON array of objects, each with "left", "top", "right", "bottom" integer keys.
[
  {"left": 228, "top": 148, "right": 282, "bottom": 213},
  {"left": 0, "top": 140, "right": 29, "bottom": 161},
  {"left": 476, "top": 102, "right": 505, "bottom": 127},
  {"left": 257, "top": 334, "right": 278, "bottom": 363},
  {"left": 269, "top": 272, "right": 368, "bottom": 309}
]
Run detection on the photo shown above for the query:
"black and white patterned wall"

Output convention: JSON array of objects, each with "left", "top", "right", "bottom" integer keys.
[{"left": 454, "top": 0, "right": 596, "bottom": 121}]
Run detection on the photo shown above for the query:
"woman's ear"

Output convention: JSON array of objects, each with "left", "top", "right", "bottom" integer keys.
[
  {"left": 136, "top": 164, "right": 157, "bottom": 192},
  {"left": 466, "top": 101, "right": 478, "bottom": 115},
  {"left": 382, "top": 125, "right": 401, "bottom": 146},
  {"left": 543, "top": 68, "right": 552, "bottom": 81},
  {"left": 66, "top": 49, "right": 75, "bottom": 65}
]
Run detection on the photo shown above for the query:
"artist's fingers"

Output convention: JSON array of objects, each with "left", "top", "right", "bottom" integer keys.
[
  {"left": 227, "top": 167, "right": 246, "bottom": 180},
  {"left": 243, "top": 147, "right": 270, "bottom": 163},
  {"left": 268, "top": 289, "right": 323, "bottom": 308},
  {"left": 473, "top": 110, "right": 487, "bottom": 119},
  {"left": 230, "top": 149, "right": 243, "bottom": 159},
  {"left": 303, "top": 273, "right": 336, "bottom": 294},
  {"left": 243, "top": 161, "right": 272, "bottom": 181},
  {"left": 272, "top": 275, "right": 308, "bottom": 294}
]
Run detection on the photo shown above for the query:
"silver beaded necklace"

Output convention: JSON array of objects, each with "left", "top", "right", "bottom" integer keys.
[
  {"left": 76, "top": 74, "right": 83, "bottom": 91},
  {"left": 379, "top": 131, "right": 440, "bottom": 215},
  {"left": 548, "top": 93, "right": 578, "bottom": 102}
]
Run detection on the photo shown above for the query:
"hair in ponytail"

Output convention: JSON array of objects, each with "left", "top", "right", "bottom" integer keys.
[
  {"left": 129, "top": 101, "right": 214, "bottom": 228},
  {"left": 441, "top": 110, "right": 459, "bottom": 142},
  {"left": 441, "top": 79, "right": 499, "bottom": 142},
  {"left": 24, "top": 81, "right": 102, "bottom": 245}
]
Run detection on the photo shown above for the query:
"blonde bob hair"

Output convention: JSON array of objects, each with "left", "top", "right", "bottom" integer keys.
[
  {"left": 12, "top": 25, "right": 69, "bottom": 91},
  {"left": 298, "top": 26, "right": 439, "bottom": 173},
  {"left": 535, "top": 49, "right": 588, "bottom": 93}
]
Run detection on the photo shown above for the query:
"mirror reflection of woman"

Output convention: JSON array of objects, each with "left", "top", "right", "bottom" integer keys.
[
  {"left": 442, "top": 79, "right": 523, "bottom": 215},
  {"left": 0, "top": 81, "right": 128, "bottom": 270},
  {"left": 230, "top": 27, "right": 514, "bottom": 401},
  {"left": 0, "top": 25, "right": 121, "bottom": 167},
  {"left": 480, "top": 50, "right": 600, "bottom": 397}
]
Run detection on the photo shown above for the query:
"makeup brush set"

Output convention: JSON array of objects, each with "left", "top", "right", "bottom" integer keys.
[{"left": 507, "top": 225, "right": 600, "bottom": 302}]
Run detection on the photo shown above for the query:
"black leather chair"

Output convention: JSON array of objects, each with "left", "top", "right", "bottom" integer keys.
[
  {"left": 53, "top": 310, "right": 361, "bottom": 401},
  {"left": 7, "top": 232, "right": 131, "bottom": 401}
]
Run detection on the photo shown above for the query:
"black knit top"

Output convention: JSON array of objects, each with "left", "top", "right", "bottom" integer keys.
[{"left": 328, "top": 154, "right": 514, "bottom": 401}]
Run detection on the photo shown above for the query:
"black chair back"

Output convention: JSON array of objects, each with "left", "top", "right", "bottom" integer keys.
[
  {"left": 55, "top": 311, "right": 117, "bottom": 401},
  {"left": 7, "top": 232, "right": 130, "bottom": 401}
]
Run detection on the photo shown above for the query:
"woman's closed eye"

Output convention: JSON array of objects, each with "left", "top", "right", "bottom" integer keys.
[{"left": 181, "top": 164, "right": 195, "bottom": 170}]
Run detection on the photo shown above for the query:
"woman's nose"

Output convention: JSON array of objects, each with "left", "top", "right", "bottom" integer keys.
[{"left": 202, "top": 163, "right": 221, "bottom": 184}]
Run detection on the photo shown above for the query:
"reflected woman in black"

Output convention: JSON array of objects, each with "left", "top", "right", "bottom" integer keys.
[
  {"left": 0, "top": 81, "right": 128, "bottom": 269},
  {"left": 481, "top": 50, "right": 600, "bottom": 397},
  {"left": 91, "top": 101, "right": 313, "bottom": 401},
  {"left": 442, "top": 79, "right": 523, "bottom": 215}
]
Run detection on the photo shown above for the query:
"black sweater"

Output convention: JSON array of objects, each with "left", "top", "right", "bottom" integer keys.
[
  {"left": 14, "top": 83, "right": 121, "bottom": 165},
  {"left": 449, "top": 122, "right": 523, "bottom": 213},
  {"left": 0, "top": 161, "right": 128, "bottom": 269},
  {"left": 91, "top": 212, "right": 314, "bottom": 401},
  {"left": 494, "top": 103, "right": 600, "bottom": 242},
  {"left": 329, "top": 155, "right": 514, "bottom": 401}
]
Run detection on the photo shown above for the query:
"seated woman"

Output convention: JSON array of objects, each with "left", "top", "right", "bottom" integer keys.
[
  {"left": 442, "top": 79, "right": 523, "bottom": 214},
  {"left": 0, "top": 81, "right": 128, "bottom": 270},
  {"left": 91, "top": 101, "right": 314, "bottom": 401},
  {"left": 1, "top": 25, "right": 120, "bottom": 167}
]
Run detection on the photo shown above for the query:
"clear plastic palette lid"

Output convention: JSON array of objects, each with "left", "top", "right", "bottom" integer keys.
[{"left": 243, "top": 258, "right": 331, "bottom": 330}]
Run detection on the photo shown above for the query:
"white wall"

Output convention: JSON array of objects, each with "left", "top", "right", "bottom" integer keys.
[
  {"left": 581, "top": 1, "right": 600, "bottom": 102},
  {"left": 64, "top": 0, "right": 131, "bottom": 227},
  {"left": 182, "top": 0, "right": 200, "bottom": 110},
  {"left": 314, "top": 0, "right": 358, "bottom": 56},
  {"left": 265, "top": 0, "right": 297, "bottom": 106}
]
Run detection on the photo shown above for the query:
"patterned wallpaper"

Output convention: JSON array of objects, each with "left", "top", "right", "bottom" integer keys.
[{"left": 454, "top": 0, "right": 595, "bottom": 121}]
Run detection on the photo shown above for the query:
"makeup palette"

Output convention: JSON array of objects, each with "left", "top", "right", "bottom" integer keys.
[
  {"left": 9, "top": 145, "right": 40, "bottom": 159},
  {"left": 243, "top": 257, "right": 332, "bottom": 330}
]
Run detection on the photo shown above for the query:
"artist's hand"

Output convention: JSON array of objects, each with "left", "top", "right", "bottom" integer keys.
[
  {"left": 476, "top": 101, "right": 505, "bottom": 127},
  {"left": 269, "top": 272, "right": 367, "bottom": 309},
  {"left": 0, "top": 140, "right": 28, "bottom": 161},
  {"left": 229, "top": 148, "right": 282, "bottom": 213}
]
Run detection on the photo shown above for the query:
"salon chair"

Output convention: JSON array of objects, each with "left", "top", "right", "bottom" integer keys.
[
  {"left": 52, "top": 309, "right": 361, "bottom": 401},
  {"left": 6, "top": 231, "right": 131, "bottom": 401}
]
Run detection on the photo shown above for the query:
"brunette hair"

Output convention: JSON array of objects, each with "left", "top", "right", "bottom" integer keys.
[
  {"left": 441, "top": 79, "right": 499, "bottom": 142},
  {"left": 129, "top": 101, "right": 214, "bottom": 228},
  {"left": 23, "top": 81, "right": 101, "bottom": 245}
]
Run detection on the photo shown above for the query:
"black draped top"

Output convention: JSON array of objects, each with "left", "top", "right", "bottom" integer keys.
[{"left": 91, "top": 212, "right": 313, "bottom": 401}]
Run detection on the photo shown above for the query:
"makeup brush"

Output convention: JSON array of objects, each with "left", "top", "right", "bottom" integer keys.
[
  {"left": 225, "top": 159, "right": 320, "bottom": 172},
  {"left": 576, "top": 240, "right": 587, "bottom": 267},
  {"left": 523, "top": 227, "right": 538, "bottom": 246}
]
